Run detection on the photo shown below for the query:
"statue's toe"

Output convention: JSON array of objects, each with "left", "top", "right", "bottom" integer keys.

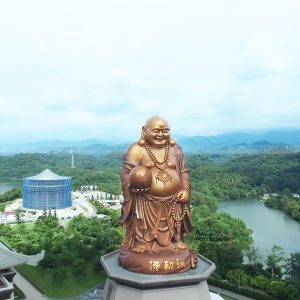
[
  {"left": 174, "top": 241, "right": 187, "bottom": 250},
  {"left": 131, "top": 243, "right": 148, "bottom": 253}
]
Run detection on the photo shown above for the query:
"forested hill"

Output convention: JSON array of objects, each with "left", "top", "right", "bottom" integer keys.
[
  {"left": 1, "top": 151, "right": 299, "bottom": 201},
  {"left": 0, "top": 152, "right": 123, "bottom": 195},
  {"left": 224, "top": 152, "right": 300, "bottom": 192},
  {"left": 188, "top": 152, "right": 300, "bottom": 195}
]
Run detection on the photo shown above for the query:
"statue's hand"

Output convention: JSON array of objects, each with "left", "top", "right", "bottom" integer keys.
[{"left": 176, "top": 189, "right": 189, "bottom": 203}]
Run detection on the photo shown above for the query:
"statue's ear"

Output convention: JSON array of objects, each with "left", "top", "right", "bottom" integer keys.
[
  {"left": 138, "top": 126, "right": 146, "bottom": 146},
  {"left": 169, "top": 137, "right": 176, "bottom": 146}
]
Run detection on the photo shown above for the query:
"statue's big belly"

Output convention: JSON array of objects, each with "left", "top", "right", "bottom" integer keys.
[{"left": 148, "top": 167, "right": 180, "bottom": 197}]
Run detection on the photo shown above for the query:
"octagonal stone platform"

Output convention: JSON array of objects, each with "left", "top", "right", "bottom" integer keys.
[{"left": 101, "top": 250, "right": 216, "bottom": 300}]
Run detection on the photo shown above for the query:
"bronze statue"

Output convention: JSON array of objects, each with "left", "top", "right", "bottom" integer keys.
[{"left": 118, "top": 116, "right": 197, "bottom": 274}]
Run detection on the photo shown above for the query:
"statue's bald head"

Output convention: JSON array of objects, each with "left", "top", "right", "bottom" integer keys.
[{"left": 145, "top": 115, "right": 170, "bottom": 130}]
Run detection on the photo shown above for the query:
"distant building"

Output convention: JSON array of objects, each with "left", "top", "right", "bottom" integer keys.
[
  {"left": 23, "top": 169, "right": 72, "bottom": 210},
  {"left": 271, "top": 193, "right": 279, "bottom": 197},
  {"left": 262, "top": 193, "right": 270, "bottom": 200},
  {"left": 3, "top": 212, "right": 16, "bottom": 223}
]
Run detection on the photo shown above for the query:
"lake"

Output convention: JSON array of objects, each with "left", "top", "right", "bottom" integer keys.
[
  {"left": 218, "top": 198, "right": 300, "bottom": 261},
  {"left": 0, "top": 182, "right": 20, "bottom": 195}
]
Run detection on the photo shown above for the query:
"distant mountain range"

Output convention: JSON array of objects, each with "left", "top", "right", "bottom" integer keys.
[
  {"left": 0, "top": 129, "right": 299, "bottom": 155},
  {"left": 216, "top": 140, "right": 290, "bottom": 154},
  {"left": 0, "top": 139, "right": 115, "bottom": 155},
  {"left": 177, "top": 130, "right": 300, "bottom": 149}
]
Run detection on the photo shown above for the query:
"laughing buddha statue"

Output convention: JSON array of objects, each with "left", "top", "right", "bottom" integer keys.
[{"left": 118, "top": 116, "right": 197, "bottom": 274}]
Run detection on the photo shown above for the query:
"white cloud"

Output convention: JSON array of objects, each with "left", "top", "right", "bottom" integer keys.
[{"left": 0, "top": 0, "right": 300, "bottom": 142}]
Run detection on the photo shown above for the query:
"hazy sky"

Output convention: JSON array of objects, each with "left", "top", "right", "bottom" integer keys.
[{"left": 1, "top": 0, "right": 300, "bottom": 143}]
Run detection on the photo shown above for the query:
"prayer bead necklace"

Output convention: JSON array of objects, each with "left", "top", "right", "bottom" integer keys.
[
  {"left": 145, "top": 142, "right": 172, "bottom": 187},
  {"left": 144, "top": 142, "right": 170, "bottom": 170}
]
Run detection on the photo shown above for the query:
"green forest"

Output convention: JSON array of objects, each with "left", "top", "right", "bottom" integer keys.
[{"left": 0, "top": 151, "right": 300, "bottom": 299}]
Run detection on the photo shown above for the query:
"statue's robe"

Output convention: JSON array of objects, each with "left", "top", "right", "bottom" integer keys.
[{"left": 120, "top": 144, "right": 191, "bottom": 253}]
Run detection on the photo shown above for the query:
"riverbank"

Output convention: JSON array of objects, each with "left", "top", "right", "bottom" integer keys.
[
  {"left": 218, "top": 198, "right": 300, "bottom": 260},
  {"left": 0, "top": 181, "right": 21, "bottom": 195}
]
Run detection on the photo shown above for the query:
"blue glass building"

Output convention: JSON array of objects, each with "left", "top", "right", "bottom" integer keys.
[{"left": 23, "top": 169, "right": 72, "bottom": 210}]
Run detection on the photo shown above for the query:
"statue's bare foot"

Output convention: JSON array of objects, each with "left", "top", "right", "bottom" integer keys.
[
  {"left": 131, "top": 243, "right": 148, "bottom": 253},
  {"left": 174, "top": 241, "right": 187, "bottom": 250}
]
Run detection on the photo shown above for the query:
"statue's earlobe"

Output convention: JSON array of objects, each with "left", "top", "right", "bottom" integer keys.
[
  {"left": 138, "top": 136, "right": 146, "bottom": 146},
  {"left": 169, "top": 137, "right": 176, "bottom": 146},
  {"left": 138, "top": 127, "right": 146, "bottom": 146}
]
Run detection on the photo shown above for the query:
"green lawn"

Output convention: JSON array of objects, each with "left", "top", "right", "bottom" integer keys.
[
  {"left": 23, "top": 222, "right": 35, "bottom": 229},
  {"left": 16, "top": 264, "right": 106, "bottom": 298}
]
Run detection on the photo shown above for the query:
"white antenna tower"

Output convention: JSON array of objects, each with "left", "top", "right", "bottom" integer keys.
[{"left": 71, "top": 149, "right": 75, "bottom": 168}]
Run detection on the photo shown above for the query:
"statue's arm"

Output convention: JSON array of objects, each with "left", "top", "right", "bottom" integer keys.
[
  {"left": 175, "top": 144, "right": 191, "bottom": 202},
  {"left": 175, "top": 144, "right": 192, "bottom": 232},
  {"left": 120, "top": 143, "right": 143, "bottom": 226},
  {"left": 180, "top": 171, "right": 191, "bottom": 195}
]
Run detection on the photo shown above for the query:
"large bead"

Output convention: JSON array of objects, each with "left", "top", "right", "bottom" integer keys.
[{"left": 129, "top": 166, "right": 152, "bottom": 189}]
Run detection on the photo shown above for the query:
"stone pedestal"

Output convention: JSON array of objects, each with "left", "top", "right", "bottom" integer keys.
[{"left": 101, "top": 251, "right": 216, "bottom": 300}]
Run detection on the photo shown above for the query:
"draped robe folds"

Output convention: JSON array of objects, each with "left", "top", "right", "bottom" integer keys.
[{"left": 120, "top": 144, "right": 192, "bottom": 253}]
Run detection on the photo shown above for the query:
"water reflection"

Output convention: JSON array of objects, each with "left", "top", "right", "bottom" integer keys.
[
  {"left": 0, "top": 182, "right": 20, "bottom": 195},
  {"left": 218, "top": 198, "right": 300, "bottom": 261}
]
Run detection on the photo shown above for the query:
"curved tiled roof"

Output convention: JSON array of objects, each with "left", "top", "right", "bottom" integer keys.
[{"left": 0, "top": 241, "right": 44, "bottom": 269}]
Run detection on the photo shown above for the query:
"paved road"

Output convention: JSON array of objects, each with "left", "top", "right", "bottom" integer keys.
[
  {"left": 13, "top": 269, "right": 47, "bottom": 300},
  {"left": 73, "top": 193, "right": 97, "bottom": 217},
  {"left": 209, "top": 285, "right": 255, "bottom": 300}
]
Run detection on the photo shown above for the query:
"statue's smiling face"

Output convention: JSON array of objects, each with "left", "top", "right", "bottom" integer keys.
[{"left": 143, "top": 118, "right": 170, "bottom": 147}]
